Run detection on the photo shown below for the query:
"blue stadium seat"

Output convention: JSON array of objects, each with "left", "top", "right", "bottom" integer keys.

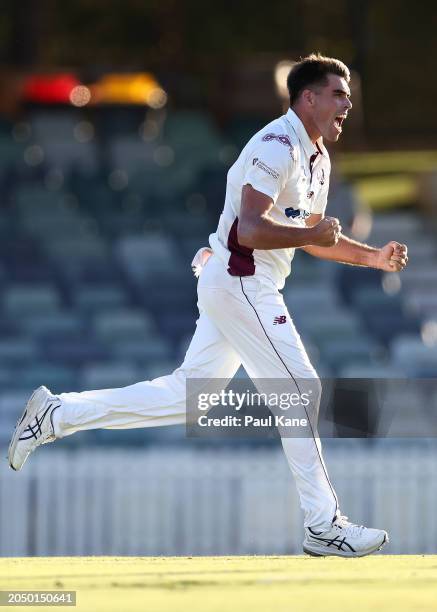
[
  {"left": 179, "top": 236, "right": 209, "bottom": 260},
  {"left": 79, "top": 362, "right": 140, "bottom": 390},
  {"left": 93, "top": 309, "right": 157, "bottom": 342},
  {"left": 225, "top": 116, "right": 266, "bottom": 149},
  {"left": 141, "top": 359, "right": 178, "bottom": 380},
  {"left": 288, "top": 250, "right": 329, "bottom": 283},
  {"left": 284, "top": 284, "right": 340, "bottom": 317},
  {"left": 16, "top": 364, "right": 77, "bottom": 393},
  {"left": 73, "top": 285, "right": 129, "bottom": 313},
  {"left": 155, "top": 311, "right": 196, "bottom": 345},
  {"left": 6, "top": 261, "right": 55, "bottom": 283},
  {"left": 20, "top": 311, "right": 85, "bottom": 340},
  {"left": 14, "top": 186, "right": 62, "bottom": 215},
  {"left": 391, "top": 334, "right": 437, "bottom": 377},
  {"left": 351, "top": 286, "right": 403, "bottom": 314},
  {"left": 0, "top": 337, "right": 39, "bottom": 364},
  {"left": 45, "top": 238, "right": 113, "bottom": 285},
  {"left": 399, "top": 239, "right": 436, "bottom": 264},
  {"left": 363, "top": 311, "right": 420, "bottom": 345},
  {"left": 44, "top": 337, "right": 107, "bottom": 365},
  {"left": 71, "top": 179, "right": 119, "bottom": 219},
  {"left": 142, "top": 284, "right": 196, "bottom": 314},
  {"left": 0, "top": 391, "right": 29, "bottom": 444},
  {"left": 29, "top": 111, "right": 78, "bottom": 141},
  {"left": 2, "top": 284, "right": 61, "bottom": 315},
  {"left": 401, "top": 265, "right": 436, "bottom": 290},
  {"left": 405, "top": 290, "right": 437, "bottom": 319},
  {"left": 0, "top": 366, "right": 13, "bottom": 389},
  {"left": 111, "top": 337, "right": 172, "bottom": 362},
  {"left": 0, "top": 137, "right": 25, "bottom": 168},
  {"left": 297, "top": 310, "right": 363, "bottom": 343},
  {"left": 164, "top": 211, "right": 214, "bottom": 242},
  {"left": 109, "top": 137, "right": 154, "bottom": 175},
  {"left": 338, "top": 363, "right": 401, "bottom": 378},
  {"left": 44, "top": 237, "right": 109, "bottom": 263},
  {"left": 369, "top": 213, "right": 422, "bottom": 242},
  {"left": 319, "top": 336, "right": 384, "bottom": 372},
  {"left": 20, "top": 214, "right": 86, "bottom": 240},
  {"left": 43, "top": 142, "right": 98, "bottom": 174},
  {"left": 337, "top": 266, "right": 382, "bottom": 304},
  {"left": 163, "top": 111, "right": 221, "bottom": 153},
  {"left": 0, "top": 238, "right": 42, "bottom": 271},
  {"left": 116, "top": 234, "right": 181, "bottom": 284}
]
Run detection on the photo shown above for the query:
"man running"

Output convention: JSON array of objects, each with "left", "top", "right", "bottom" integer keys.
[{"left": 8, "top": 53, "right": 408, "bottom": 557}]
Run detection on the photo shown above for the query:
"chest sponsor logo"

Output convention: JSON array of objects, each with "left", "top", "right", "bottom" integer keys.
[
  {"left": 261, "top": 133, "right": 296, "bottom": 159},
  {"left": 284, "top": 207, "right": 310, "bottom": 219},
  {"left": 252, "top": 158, "right": 279, "bottom": 179}
]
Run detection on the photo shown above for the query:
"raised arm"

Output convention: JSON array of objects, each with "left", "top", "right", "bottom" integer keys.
[
  {"left": 301, "top": 213, "right": 408, "bottom": 272},
  {"left": 237, "top": 185, "right": 342, "bottom": 250}
]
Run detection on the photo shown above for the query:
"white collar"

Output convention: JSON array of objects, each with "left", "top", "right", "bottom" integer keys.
[{"left": 285, "top": 108, "right": 326, "bottom": 158}]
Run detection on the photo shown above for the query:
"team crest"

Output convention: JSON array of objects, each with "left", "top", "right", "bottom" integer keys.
[{"left": 262, "top": 133, "right": 296, "bottom": 160}]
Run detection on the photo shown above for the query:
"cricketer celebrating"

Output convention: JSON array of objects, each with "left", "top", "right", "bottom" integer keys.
[{"left": 9, "top": 54, "right": 408, "bottom": 557}]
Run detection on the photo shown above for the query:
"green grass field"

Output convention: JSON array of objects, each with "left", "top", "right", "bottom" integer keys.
[{"left": 1, "top": 555, "right": 436, "bottom": 612}]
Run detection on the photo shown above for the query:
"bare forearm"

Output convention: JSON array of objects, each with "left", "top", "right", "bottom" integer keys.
[
  {"left": 238, "top": 215, "right": 316, "bottom": 249},
  {"left": 301, "top": 234, "right": 379, "bottom": 268}
]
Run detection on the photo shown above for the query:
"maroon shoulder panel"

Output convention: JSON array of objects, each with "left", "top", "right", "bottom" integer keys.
[{"left": 227, "top": 217, "right": 255, "bottom": 276}]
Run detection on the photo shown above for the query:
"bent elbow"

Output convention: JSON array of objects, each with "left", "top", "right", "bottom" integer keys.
[{"left": 237, "top": 225, "right": 258, "bottom": 249}]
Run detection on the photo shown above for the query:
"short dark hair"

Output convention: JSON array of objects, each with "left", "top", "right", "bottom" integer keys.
[{"left": 287, "top": 53, "right": 350, "bottom": 106}]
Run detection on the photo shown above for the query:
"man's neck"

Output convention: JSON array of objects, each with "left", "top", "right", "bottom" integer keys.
[{"left": 290, "top": 106, "right": 320, "bottom": 144}]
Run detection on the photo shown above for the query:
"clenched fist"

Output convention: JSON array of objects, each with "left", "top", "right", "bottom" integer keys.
[
  {"left": 376, "top": 241, "right": 408, "bottom": 272},
  {"left": 309, "top": 216, "right": 342, "bottom": 247}
]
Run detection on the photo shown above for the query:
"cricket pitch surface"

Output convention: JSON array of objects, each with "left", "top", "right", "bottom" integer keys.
[{"left": 1, "top": 555, "right": 436, "bottom": 611}]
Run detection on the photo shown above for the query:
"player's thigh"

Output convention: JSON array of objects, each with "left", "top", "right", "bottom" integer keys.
[
  {"left": 246, "top": 279, "right": 318, "bottom": 379},
  {"left": 198, "top": 282, "right": 322, "bottom": 429},
  {"left": 199, "top": 281, "right": 321, "bottom": 423},
  {"left": 198, "top": 279, "right": 317, "bottom": 380},
  {"left": 179, "top": 308, "right": 241, "bottom": 380}
]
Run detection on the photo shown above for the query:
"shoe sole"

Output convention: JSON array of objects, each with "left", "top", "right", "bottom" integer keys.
[
  {"left": 303, "top": 532, "right": 388, "bottom": 558},
  {"left": 8, "top": 386, "right": 51, "bottom": 471}
]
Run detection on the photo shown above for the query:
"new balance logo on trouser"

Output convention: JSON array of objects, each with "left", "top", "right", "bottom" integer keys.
[{"left": 8, "top": 254, "right": 388, "bottom": 557}]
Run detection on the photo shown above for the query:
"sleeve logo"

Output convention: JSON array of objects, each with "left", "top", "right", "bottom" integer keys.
[
  {"left": 252, "top": 157, "right": 280, "bottom": 179},
  {"left": 261, "top": 133, "right": 296, "bottom": 159}
]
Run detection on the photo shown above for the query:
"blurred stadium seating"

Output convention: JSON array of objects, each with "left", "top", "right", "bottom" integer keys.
[{"left": 0, "top": 105, "right": 436, "bottom": 448}]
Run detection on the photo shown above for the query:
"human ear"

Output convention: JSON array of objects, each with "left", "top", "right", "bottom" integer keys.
[{"left": 302, "top": 88, "right": 315, "bottom": 107}]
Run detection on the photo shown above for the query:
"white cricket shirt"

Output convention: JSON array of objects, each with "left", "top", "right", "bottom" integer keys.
[{"left": 209, "top": 108, "right": 331, "bottom": 289}]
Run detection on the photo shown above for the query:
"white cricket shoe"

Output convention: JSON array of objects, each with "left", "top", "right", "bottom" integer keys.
[
  {"left": 8, "top": 386, "right": 61, "bottom": 471},
  {"left": 303, "top": 515, "right": 388, "bottom": 557}
]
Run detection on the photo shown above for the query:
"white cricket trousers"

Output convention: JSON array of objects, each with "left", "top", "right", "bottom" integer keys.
[{"left": 54, "top": 253, "right": 339, "bottom": 530}]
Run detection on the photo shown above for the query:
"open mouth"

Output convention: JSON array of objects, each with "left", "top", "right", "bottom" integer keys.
[{"left": 334, "top": 116, "right": 346, "bottom": 130}]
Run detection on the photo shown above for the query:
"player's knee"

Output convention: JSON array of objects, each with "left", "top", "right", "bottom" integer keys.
[
  {"left": 299, "top": 376, "right": 322, "bottom": 421},
  {"left": 313, "top": 376, "right": 322, "bottom": 402}
]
